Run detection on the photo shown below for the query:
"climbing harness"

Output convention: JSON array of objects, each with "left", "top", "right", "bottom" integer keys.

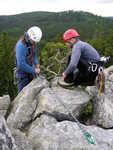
[
  {"left": 95, "top": 56, "right": 111, "bottom": 96},
  {"left": 88, "top": 62, "right": 98, "bottom": 73},
  {"left": 89, "top": 56, "right": 111, "bottom": 96}
]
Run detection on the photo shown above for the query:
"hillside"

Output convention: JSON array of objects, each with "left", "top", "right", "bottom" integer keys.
[
  {"left": 0, "top": 11, "right": 113, "bottom": 41},
  {"left": 108, "top": 17, "right": 113, "bottom": 19}
]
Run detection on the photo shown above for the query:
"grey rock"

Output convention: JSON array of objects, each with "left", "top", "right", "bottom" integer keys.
[
  {"left": 0, "top": 115, "right": 17, "bottom": 150},
  {"left": 50, "top": 77, "right": 74, "bottom": 88},
  {"left": 104, "top": 65, "right": 113, "bottom": 76},
  {"left": 10, "top": 129, "right": 33, "bottom": 150},
  {"left": 86, "top": 67, "right": 113, "bottom": 128},
  {"left": 28, "top": 115, "right": 113, "bottom": 150},
  {"left": 34, "top": 86, "right": 90, "bottom": 121},
  {"left": 0, "top": 95, "right": 10, "bottom": 117},
  {"left": 7, "top": 76, "right": 49, "bottom": 129},
  {"left": 50, "top": 77, "right": 59, "bottom": 87},
  {"left": 5, "top": 67, "right": 113, "bottom": 150}
]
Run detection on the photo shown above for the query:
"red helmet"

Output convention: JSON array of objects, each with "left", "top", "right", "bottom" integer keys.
[{"left": 63, "top": 29, "right": 80, "bottom": 42}]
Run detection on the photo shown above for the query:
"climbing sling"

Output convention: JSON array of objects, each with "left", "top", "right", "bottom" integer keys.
[
  {"left": 95, "top": 56, "right": 111, "bottom": 96},
  {"left": 96, "top": 66, "right": 105, "bottom": 96}
]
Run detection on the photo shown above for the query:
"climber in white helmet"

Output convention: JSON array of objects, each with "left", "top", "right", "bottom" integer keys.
[
  {"left": 14, "top": 26, "right": 42, "bottom": 93},
  {"left": 27, "top": 26, "right": 42, "bottom": 43}
]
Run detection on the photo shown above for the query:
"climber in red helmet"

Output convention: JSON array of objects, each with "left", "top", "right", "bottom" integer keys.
[
  {"left": 63, "top": 29, "right": 80, "bottom": 43},
  {"left": 61, "top": 28, "right": 101, "bottom": 86}
]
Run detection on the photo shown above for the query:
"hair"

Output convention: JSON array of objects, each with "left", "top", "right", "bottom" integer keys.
[
  {"left": 21, "top": 35, "right": 26, "bottom": 45},
  {"left": 14, "top": 35, "right": 26, "bottom": 53}
]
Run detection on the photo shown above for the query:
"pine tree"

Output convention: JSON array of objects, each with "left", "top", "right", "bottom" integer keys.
[{"left": 0, "top": 32, "right": 17, "bottom": 99}]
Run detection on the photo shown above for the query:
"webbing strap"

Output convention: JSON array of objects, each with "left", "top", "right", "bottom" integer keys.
[{"left": 96, "top": 67, "right": 105, "bottom": 96}]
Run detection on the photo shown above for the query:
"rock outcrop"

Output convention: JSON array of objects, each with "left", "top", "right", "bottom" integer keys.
[
  {"left": 0, "top": 95, "right": 10, "bottom": 117},
  {"left": 0, "top": 115, "right": 16, "bottom": 150},
  {"left": 0, "top": 66, "right": 112, "bottom": 149},
  {"left": 28, "top": 115, "right": 113, "bottom": 150},
  {"left": 7, "top": 76, "right": 48, "bottom": 129},
  {"left": 86, "top": 66, "right": 113, "bottom": 128},
  {"left": 10, "top": 129, "right": 33, "bottom": 150},
  {"left": 34, "top": 86, "right": 90, "bottom": 121}
]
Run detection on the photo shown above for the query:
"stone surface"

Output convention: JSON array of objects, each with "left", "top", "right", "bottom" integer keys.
[
  {"left": 10, "top": 129, "right": 33, "bottom": 150},
  {"left": 86, "top": 67, "right": 113, "bottom": 128},
  {"left": 28, "top": 115, "right": 113, "bottom": 150},
  {"left": 7, "top": 76, "right": 48, "bottom": 129},
  {"left": 5, "top": 66, "right": 113, "bottom": 149},
  {"left": 0, "top": 95, "right": 10, "bottom": 117},
  {"left": 34, "top": 86, "right": 91, "bottom": 121},
  {"left": 0, "top": 115, "right": 16, "bottom": 150}
]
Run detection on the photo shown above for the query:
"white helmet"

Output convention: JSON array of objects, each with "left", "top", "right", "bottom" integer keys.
[{"left": 27, "top": 26, "right": 42, "bottom": 43}]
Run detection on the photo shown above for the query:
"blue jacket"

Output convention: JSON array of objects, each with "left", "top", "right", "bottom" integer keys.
[
  {"left": 64, "top": 39, "right": 100, "bottom": 76},
  {"left": 15, "top": 39, "right": 38, "bottom": 75}
]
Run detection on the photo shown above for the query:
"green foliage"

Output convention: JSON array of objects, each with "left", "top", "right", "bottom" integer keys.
[
  {"left": 89, "top": 29, "right": 113, "bottom": 66},
  {"left": 0, "top": 11, "right": 113, "bottom": 41},
  {"left": 0, "top": 32, "right": 17, "bottom": 99},
  {"left": 39, "top": 42, "right": 69, "bottom": 79},
  {"left": 79, "top": 101, "right": 93, "bottom": 123}
]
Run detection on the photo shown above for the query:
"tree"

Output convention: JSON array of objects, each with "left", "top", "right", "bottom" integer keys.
[
  {"left": 40, "top": 42, "right": 69, "bottom": 79},
  {"left": 0, "top": 32, "right": 17, "bottom": 99}
]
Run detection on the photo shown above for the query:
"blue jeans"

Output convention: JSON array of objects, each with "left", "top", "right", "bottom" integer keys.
[{"left": 16, "top": 70, "right": 34, "bottom": 93}]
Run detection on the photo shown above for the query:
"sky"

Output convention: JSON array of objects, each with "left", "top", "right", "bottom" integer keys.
[{"left": 0, "top": 0, "right": 113, "bottom": 16}]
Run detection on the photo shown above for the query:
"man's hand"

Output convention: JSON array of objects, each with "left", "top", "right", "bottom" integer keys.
[{"left": 62, "top": 72, "right": 66, "bottom": 81}]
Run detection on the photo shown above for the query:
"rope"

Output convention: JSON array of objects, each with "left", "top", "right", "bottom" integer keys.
[{"left": 50, "top": 82, "right": 95, "bottom": 145}]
